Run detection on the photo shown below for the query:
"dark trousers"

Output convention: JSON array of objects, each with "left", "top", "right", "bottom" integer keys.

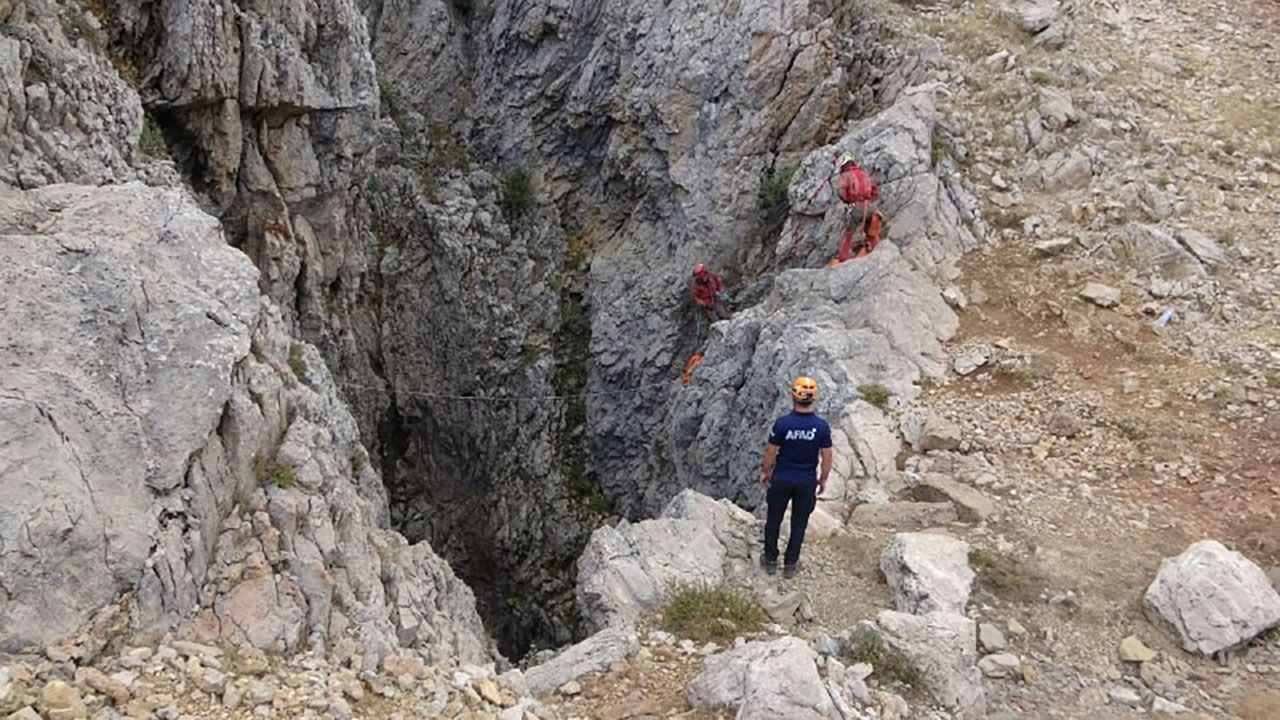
[{"left": 763, "top": 478, "right": 817, "bottom": 566}]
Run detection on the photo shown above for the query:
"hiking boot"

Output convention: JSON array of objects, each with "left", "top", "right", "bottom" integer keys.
[
  {"left": 759, "top": 553, "right": 777, "bottom": 576},
  {"left": 782, "top": 562, "right": 801, "bottom": 579}
]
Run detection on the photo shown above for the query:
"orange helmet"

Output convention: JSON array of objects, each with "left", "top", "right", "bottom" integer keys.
[{"left": 790, "top": 376, "right": 817, "bottom": 403}]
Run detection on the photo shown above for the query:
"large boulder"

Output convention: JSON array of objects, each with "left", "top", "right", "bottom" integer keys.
[
  {"left": 1119, "top": 223, "right": 1206, "bottom": 281},
  {"left": 1143, "top": 541, "right": 1280, "bottom": 655},
  {"left": 686, "top": 636, "right": 836, "bottom": 720},
  {"left": 659, "top": 489, "right": 758, "bottom": 560},
  {"left": 872, "top": 610, "right": 985, "bottom": 717},
  {"left": 880, "top": 533, "right": 975, "bottom": 615},
  {"left": 0, "top": 182, "right": 254, "bottom": 651},
  {"left": 0, "top": 183, "right": 493, "bottom": 664},
  {"left": 520, "top": 625, "right": 640, "bottom": 696},
  {"left": 576, "top": 490, "right": 750, "bottom": 633}
]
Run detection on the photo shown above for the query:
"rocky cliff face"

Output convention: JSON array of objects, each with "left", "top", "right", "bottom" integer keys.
[
  {"left": 0, "top": 0, "right": 492, "bottom": 666},
  {"left": 1, "top": 0, "right": 973, "bottom": 663},
  {"left": 0, "top": 182, "right": 491, "bottom": 666},
  {"left": 354, "top": 0, "right": 938, "bottom": 655}
]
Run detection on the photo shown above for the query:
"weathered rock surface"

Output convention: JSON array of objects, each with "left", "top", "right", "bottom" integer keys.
[
  {"left": 850, "top": 501, "right": 959, "bottom": 529},
  {"left": 918, "top": 415, "right": 963, "bottom": 452},
  {"left": 977, "top": 652, "right": 1021, "bottom": 679},
  {"left": 686, "top": 637, "right": 835, "bottom": 720},
  {"left": 1118, "top": 635, "right": 1157, "bottom": 663},
  {"left": 575, "top": 491, "right": 754, "bottom": 633},
  {"left": 909, "top": 475, "right": 996, "bottom": 522},
  {"left": 1143, "top": 540, "right": 1280, "bottom": 656},
  {"left": 659, "top": 490, "right": 758, "bottom": 561},
  {"left": 880, "top": 533, "right": 975, "bottom": 615},
  {"left": 1119, "top": 223, "right": 1206, "bottom": 282},
  {"left": 872, "top": 610, "right": 985, "bottom": 717},
  {"left": 0, "top": 183, "right": 491, "bottom": 664},
  {"left": 2, "top": 0, "right": 992, "bottom": 670},
  {"left": 0, "top": 4, "right": 145, "bottom": 187},
  {"left": 1079, "top": 282, "right": 1121, "bottom": 308},
  {"left": 1037, "top": 150, "right": 1093, "bottom": 192},
  {"left": 520, "top": 625, "right": 640, "bottom": 697}
]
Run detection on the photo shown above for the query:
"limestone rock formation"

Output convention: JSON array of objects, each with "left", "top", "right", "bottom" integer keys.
[
  {"left": 1143, "top": 541, "right": 1280, "bottom": 656},
  {"left": 0, "top": 183, "right": 492, "bottom": 664},
  {"left": 686, "top": 636, "right": 835, "bottom": 720},
  {"left": 3, "top": 0, "right": 990, "bottom": 669},
  {"left": 518, "top": 625, "right": 640, "bottom": 697},
  {"left": 871, "top": 610, "right": 985, "bottom": 717},
  {"left": 574, "top": 491, "right": 756, "bottom": 634},
  {"left": 0, "top": 2, "right": 143, "bottom": 186},
  {"left": 880, "top": 533, "right": 975, "bottom": 615},
  {"left": 664, "top": 94, "right": 979, "bottom": 518}
]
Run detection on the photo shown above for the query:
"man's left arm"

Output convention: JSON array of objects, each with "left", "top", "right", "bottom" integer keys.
[{"left": 817, "top": 422, "right": 833, "bottom": 495}]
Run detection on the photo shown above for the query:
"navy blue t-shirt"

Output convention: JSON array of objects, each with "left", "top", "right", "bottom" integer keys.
[{"left": 767, "top": 410, "right": 832, "bottom": 484}]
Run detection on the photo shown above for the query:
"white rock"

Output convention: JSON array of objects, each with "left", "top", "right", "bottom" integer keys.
[
  {"left": 557, "top": 681, "right": 581, "bottom": 696},
  {"left": 522, "top": 625, "right": 639, "bottom": 696},
  {"left": 978, "top": 624, "right": 1007, "bottom": 652},
  {"left": 1007, "top": 0, "right": 1061, "bottom": 33},
  {"left": 872, "top": 610, "right": 985, "bottom": 716},
  {"left": 686, "top": 637, "right": 834, "bottom": 720},
  {"left": 1037, "top": 87, "right": 1078, "bottom": 131},
  {"left": 978, "top": 653, "right": 1021, "bottom": 678},
  {"left": 910, "top": 474, "right": 997, "bottom": 523},
  {"left": 952, "top": 349, "right": 988, "bottom": 376},
  {"left": 1176, "top": 229, "right": 1227, "bottom": 267},
  {"left": 1034, "top": 238, "right": 1074, "bottom": 255},
  {"left": 1143, "top": 540, "right": 1280, "bottom": 655},
  {"left": 880, "top": 533, "right": 975, "bottom": 615},
  {"left": 576, "top": 490, "right": 753, "bottom": 633},
  {"left": 1152, "top": 696, "right": 1191, "bottom": 714},
  {"left": 1119, "top": 223, "right": 1205, "bottom": 281},
  {"left": 1108, "top": 686, "right": 1142, "bottom": 707},
  {"left": 1079, "top": 282, "right": 1121, "bottom": 308},
  {"left": 1038, "top": 150, "right": 1092, "bottom": 192},
  {"left": 918, "top": 415, "right": 962, "bottom": 452},
  {"left": 1118, "top": 635, "right": 1157, "bottom": 663}
]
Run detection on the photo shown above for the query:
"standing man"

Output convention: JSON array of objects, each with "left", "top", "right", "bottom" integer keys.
[{"left": 759, "top": 377, "right": 833, "bottom": 578}]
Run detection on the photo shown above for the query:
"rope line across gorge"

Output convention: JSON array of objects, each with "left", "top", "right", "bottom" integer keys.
[{"left": 339, "top": 379, "right": 676, "bottom": 403}]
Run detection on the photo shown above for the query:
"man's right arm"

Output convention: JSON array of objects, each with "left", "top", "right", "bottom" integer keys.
[
  {"left": 760, "top": 443, "right": 778, "bottom": 486},
  {"left": 761, "top": 420, "right": 780, "bottom": 485}
]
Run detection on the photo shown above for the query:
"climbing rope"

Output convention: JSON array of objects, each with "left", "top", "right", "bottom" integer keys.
[{"left": 340, "top": 378, "right": 676, "bottom": 404}]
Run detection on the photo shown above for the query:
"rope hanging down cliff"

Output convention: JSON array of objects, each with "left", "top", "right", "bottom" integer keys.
[{"left": 341, "top": 378, "right": 675, "bottom": 403}]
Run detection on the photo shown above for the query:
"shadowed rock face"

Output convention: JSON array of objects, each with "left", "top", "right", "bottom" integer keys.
[{"left": 352, "top": 0, "right": 928, "bottom": 657}]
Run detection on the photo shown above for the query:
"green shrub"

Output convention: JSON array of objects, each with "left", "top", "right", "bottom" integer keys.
[
  {"left": 428, "top": 122, "right": 472, "bottom": 171},
  {"left": 138, "top": 114, "right": 166, "bottom": 158},
  {"left": 842, "top": 629, "right": 925, "bottom": 691},
  {"left": 930, "top": 135, "right": 949, "bottom": 168},
  {"left": 500, "top": 169, "right": 534, "bottom": 221},
  {"left": 254, "top": 455, "right": 297, "bottom": 489},
  {"left": 1028, "top": 70, "right": 1054, "bottom": 86},
  {"left": 757, "top": 165, "right": 795, "bottom": 214},
  {"left": 288, "top": 343, "right": 308, "bottom": 380},
  {"left": 449, "top": 0, "right": 472, "bottom": 13},
  {"left": 858, "top": 383, "right": 892, "bottom": 410},
  {"left": 664, "top": 583, "right": 766, "bottom": 642}
]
